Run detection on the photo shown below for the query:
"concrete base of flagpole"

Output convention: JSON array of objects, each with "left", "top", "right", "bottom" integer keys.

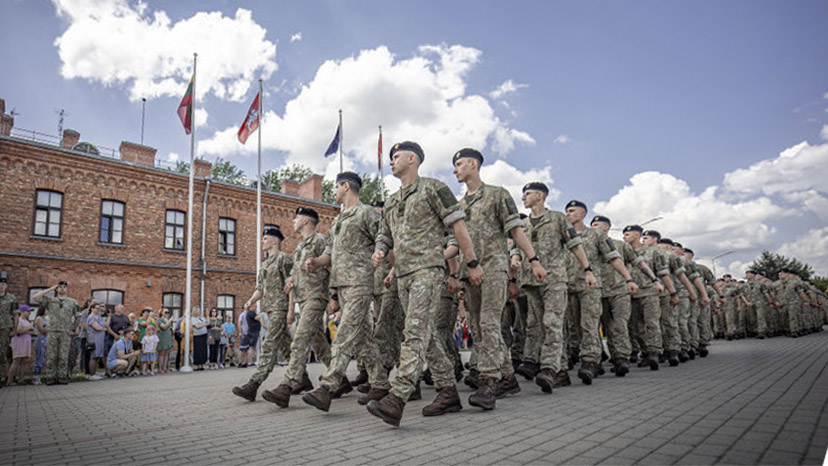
[{"left": 179, "top": 364, "right": 193, "bottom": 373}]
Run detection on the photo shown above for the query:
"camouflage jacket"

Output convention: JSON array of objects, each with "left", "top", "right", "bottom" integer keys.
[
  {"left": 631, "top": 245, "right": 667, "bottom": 299},
  {"left": 257, "top": 251, "right": 293, "bottom": 312},
  {"left": 292, "top": 232, "right": 329, "bottom": 303},
  {"left": 376, "top": 177, "right": 465, "bottom": 278},
  {"left": 39, "top": 295, "right": 80, "bottom": 332},
  {"left": 566, "top": 226, "right": 621, "bottom": 292},
  {"left": 327, "top": 202, "right": 379, "bottom": 289},
  {"left": 600, "top": 238, "right": 640, "bottom": 298},
  {"left": 516, "top": 209, "right": 580, "bottom": 287},
  {"left": 0, "top": 292, "right": 18, "bottom": 330}
]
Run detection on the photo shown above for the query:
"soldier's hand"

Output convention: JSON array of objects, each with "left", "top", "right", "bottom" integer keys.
[
  {"left": 284, "top": 277, "right": 294, "bottom": 294},
  {"left": 584, "top": 271, "right": 597, "bottom": 290},
  {"left": 468, "top": 265, "right": 484, "bottom": 286},
  {"left": 326, "top": 299, "right": 340, "bottom": 315},
  {"left": 508, "top": 281, "right": 520, "bottom": 299},
  {"left": 701, "top": 296, "right": 710, "bottom": 307},
  {"left": 654, "top": 282, "right": 665, "bottom": 294},
  {"left": 371, "top": 250, "right": 386, "bottom": 267},
  {"left": 447, "top": 277, "right": 461, "bottom": 294},
  {"left": 286, "top": 311, "right": 295, "bottom": 325},
  {"left": 305, "top": 258, "right": 316, "bottom": 273},
  {"left": 627, "top": 281, "right": 639, "bottom": 295},
  {"left": 532, "top": 263, "right": 547, "bottom": 283},
  {"left": 670, "top": 295, "right": 679, "bottom": 306},
  {"left": 688, "top": 292, "right": 697, "bottom": 303},
  {"left": 509, "top": 255, "right": 522, "bottom": 272}
]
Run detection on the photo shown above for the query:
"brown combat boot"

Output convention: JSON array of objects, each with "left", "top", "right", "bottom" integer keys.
[
  {"left": 352, "top": 369, "right": 368, "bottom": 386},
  {"left": 357, "top": 382, "right": 371, "bottom": 394},
  {"left": 231, "top": 379, "right": 260, "bottom": 402},
  {"left": 366, "top": 393, "right": 406, "bottom": 427},
  {"left": 291, "top": 372, "right": 313, "bottom": 395},
  {"left": 464, "top": 368, "right": 480, "bottom": 389},
  {"left": 516, "top": 361, "right": 540, "bottom": 380},
  {"left": 261, "top": 384, "right": 292, "bottom": 408},
  {"left": 422, "top": 385, "right": 462, "bottom": 416},
  {"left": 552, "top": 369, "right": 571, "bottom": 388},
  {"left": 358, "top": 387, "right": 390, "bottom": 405},
  {"left": 577, "top": 362, "right": 595, "bottom": 385},
  {"left": 332, "top": 376, "right": 352, "bottom": 399},
  {"left": 494, "top": 374, "right": 521, "bottom": 399},
  {"left": 535, "top": 368, "right": 555, "bottom": 393},
  {"left": 301, "top": 386, "right": 332, "bottom": 412},
  {"left": 468, "top": 377, "right": 497, "bottom": 410},
  {"left": 409, "top": 380, "right": 422, "bottom": 401}
]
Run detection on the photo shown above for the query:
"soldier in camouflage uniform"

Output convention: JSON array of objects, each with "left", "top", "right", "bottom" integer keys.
[
  {"left": 0, "top": 277, "right": 19, "bottom": 387},
  {"left": 367, "top": 141, "right": 481, "bottom": 427},
  {"left": 513, "top": 183, "right": 592, "bottom": 393},
  {"left": 34, "top": 281, "right": 79, "bottom": 385},
  {"left": 745, "top": 270, "right": 773, "bottom": 339},
  {"left": 562, "top": 201, "right": 635, "bottom": 385},
  {"left": 778, "top": 269, "right": 811, "bottom": 337},
  {"left": 261, "top": 207, "right": 335, "bottom": 408},
  {"left": 446, "top": 149, "right": 547, "bottom": 409},
  {"left": 301, "top": 172, "right": 390, "bottom": 412},
  {"left": 677, "top": 246, "right": 710, "bottom": 359},
  {"left": 232, "top": 225, "right": 295, "bottom": 401},
  {"left": 646, "top": 235, "right": 690, "bottom": 366},
  {"left": 667, "top": 242, "right": 699, "bottom": 362},
  {"left": 695, "top": 262, "right": 717, "bottom": 356}
]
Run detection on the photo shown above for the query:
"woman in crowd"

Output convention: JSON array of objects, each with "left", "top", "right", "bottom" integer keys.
[
  {"left": 137, "top": 308, "right": 155, "bottom": 342},
  {"left": 207, "top": 308, "right": 222, "bottom": 369},
  {"left": 8, "top": 305, "right": 35, "bottom": 385},
  {"left": 191, "top": 306, "right": 208, "bottom": 370},
  {"left": 221, "top": 313, "right": 236, "bottom": 367},
  {"left": 86, "top": 303, "right": 107, "bottom": 381},
  {"left": 32, "top": 304, "right": 49, "bottom": 385},
  {"left": 156, "top": 308, "right": 174, "bottom": 374}
]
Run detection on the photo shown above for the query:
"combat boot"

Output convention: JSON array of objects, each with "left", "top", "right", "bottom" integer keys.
[
  {"left": 494, "top": 374, "right": 521, "bottom": 399},
  {"left": 637, "top": 356, "right": 649, "bottom": 368},
  {"left": 647, "top": 352, "right": 660, "bottom": 371},
  {"left": 678, "top": 349, "right": 689, "bottom": 363},
  {"left": 535, "top": 368, "right": 555, "bottom": 393},
  {"left": 516, "top": 361, "right": 540, "bottom": 380},
  {"left": 552, "top": 369, "right": 572, "bottom": 388},
  {"left": 358, "top": 387, "right": 390, "bottom": 405},
  {"left": 231, "top": 379, "right": 260, "bottom": 402},
  {"left": 366, "top": 393, "right": 405, "bottom": 427},
  {"left": 613, "top": 359, "right": 630, "bottom": 377},
  {"left": 468, "top": 377, "right": 497, "bottom": 410},
  {"left": 668, "top": 350, "right": 680, "bottom": 366},
  {"left": 422, "top": 385, "right": 463, "bottom": 416},
  {"left": 688, "top": 348, "right": 696, "bottom": 360},
  {"left": 578, "top": 362, "right": 595, "bottom": 385},
  {"left": 261, "top": 384, "right": 292, "bottom": 408},
  {"left": 352, "top": 369, "right": 368, "bottom": 386},
  {"left": 357, "top": 382, "right": 371, "bottom": 394},
  {"left": 422, "top": 368, "right": 434, "bottom": 386},
  {"left": 698, "top": 345, "right": 709, "bottom": 357},
  {"left": 291, "top": 372, "right": 313, "bottom": 395},
  {"left": 454, "top": 363, "right": 465, "bottom": 382},
  {"left": 409, "top": 380, "right": 422, "bottom": 401},
  {"left": 302, "top": 386, "right": 332, "bottom": 412},
  {"left": 512, "top": 358, "right": 522, "bottom": 371},
  {"left": 629, "top": 352, "right": 639, "bottom": 364},
  {"left": 464, "top": 368, "right": 480, "bottom": 389},
  {"left": 332, "top": 376, "right": 353, "bottom": 399},
  {"left": 594, "top": 362, "right": 606, "bottom": 376}
]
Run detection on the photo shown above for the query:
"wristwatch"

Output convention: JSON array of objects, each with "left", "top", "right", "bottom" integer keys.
[
  {"left": 584, "top": 265, "right": 593, "bottom": 272},
  {"left": 626, "top": 278, "right": 635, "bottom": 284},
  {"left": 449, "top": 273, "right": 458, "bottom": 279},
  {"left": 509, "top": 278, "right": 517, "bottom": 283},
  {"left": 466, "top": 259, "right": 480, "bottom": 269},
  {"left": 529, "top": 255, "right": 540, "bottom": 263}
]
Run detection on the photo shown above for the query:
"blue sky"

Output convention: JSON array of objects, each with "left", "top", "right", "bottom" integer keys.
[{"left": 2, "top": 0, "right": 828, "bottom": 276}]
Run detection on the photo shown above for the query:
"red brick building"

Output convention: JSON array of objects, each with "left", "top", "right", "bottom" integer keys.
[{"left": 0, "top": 97, "right": 338, "bottom": 320}]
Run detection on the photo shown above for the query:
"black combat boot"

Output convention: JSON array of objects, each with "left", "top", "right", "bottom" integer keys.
[
  {"left": 535, "top": 369, "right": 555, "bottom": 394},
  {"left": 613, "top": 359, "right": 630, "bottom": 377},
  {"left": 352, "top": 369, "right": 368, "bottom": 386},
  {"left": 516, "top": 361, "right": 540, "bottom": 380},
  {"left": 578, "top": 362, "right": 595, "bottom": 385}
]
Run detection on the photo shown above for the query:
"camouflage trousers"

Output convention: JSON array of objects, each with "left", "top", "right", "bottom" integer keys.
[
  {"left": 374, "top": 287, "right": 405, "bottom": 371},
  {"left": 631, "top": 294, "right": 662, "bottom": 354},
  {"left": 435, "top": 293, "right": 462, "bottom": 375},
  {"left": 600, "top": 294, "right": 632, "bottom": 362},
  {"left": 464, "top": 272, "right": 513, "bottom": 380},
  {"left": 660, "top": 295, "right": 680, "bottom": 352},
  {"left": 698, "top": 302, "right": 713, "bottom": 345},
  {"left": 390, "top": 267, "right": 452, "bottom": 401},
  {"left": 501, "top": 294, "right": 527, "bottom": 362},
  {"left": 688, "top": 299, "right": 700, "bottom": 350},
  {"left": 44, "top": 331, "right": 71, "bottom": 383},
  {"left": 282, "top": 298, "right": 331, "bottom": 388},
  {"left": 785, "top": 304, "right": 800, "bottom": 333},
  {"left": 723, "top": 302, "right": 740, "bottom": 337},
  {"left": 250, "top": 310, "right": 292, "bottom": 384},
  {"left": 321, "top": 285, "right": 389, "bottom": 392},
  {"left": 0, "top": 328, "right": 9, "bottom": 385},
  {"left": 677, "top": 295, "right": 692, "bottom": 351},
  {"left": 523, "top": 283, "right": 567, "bottom": 372},
  {"left": 563, "top": 286, "right": 603, "bottom": 366}
]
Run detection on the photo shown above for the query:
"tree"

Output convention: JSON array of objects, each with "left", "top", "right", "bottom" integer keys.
[
  {"left": 812, "top": 276, "right": 828, "bottom": 293},
  {"left": 173, "top": 160, "right": 189, "bottom": 173},
  {"left": 211, "top": 157, "right": 247, "bottom": 185},
  {"left": 358, "top": 173, "right": 388, "bottom": 205},
  {"left": 748, "top": 251, "right": 814, "bottom": 281},
  {"left": 259, "top": 169, "right": 282, "bottom": 192}
]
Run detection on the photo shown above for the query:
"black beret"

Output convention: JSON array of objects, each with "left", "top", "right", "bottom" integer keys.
[
  {"left": 591, "top": 215, "right": 611, "bottom": 226},
  {"left": 643, "top": 230, "right": 661, "bottom": 239},
  {"left": 0, "top": 277, "right": 6, "bottom": 283},
  {"left": 674, "top": 242, "right": 683, "bottom": 249},
  {"left": 623, "top": 225, "right": 643, "bottom": 234},
  {"left": 746, "top": 269, "right": 757, "bottom": 274},
  {"left": 58, "top": 280, "right": 68, "bottom": 286},
  {"left": 335, "top": 171, "right": 362, "bottom": 188},
  {"left": 519, "top": 213, "right": 528, "bottom": 219},
  {"left": 262, "top": 226, "right": 284, "bottom": 241},
  {"left": 758, "top": 271, "right": 767, "bottom": 277},
  {"left": 389, "top": 141, "right": 424, "bottom": 163},
  {"left": 371, "top": 201, "right": 385, "bottom": 208},
  {"left": 658, "top": 238, "right": 674, "bottom": 246},
  {"left": 522, "top": 182, "right": 549, "bottom": 195},
  {"left": 683, "top": 248, "right": 694, "bottom": 255},
  {"left": 566, "top": 200, "right": 588, "bottom": 212},
  {"left": 452, "top": 148, "right": 484, "bottom": 166},
  {"left": 295, "top": 207, "right": 319, "bottom": 222}
]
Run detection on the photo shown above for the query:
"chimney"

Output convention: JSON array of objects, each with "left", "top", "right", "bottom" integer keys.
[
  {"left": 119, "top": 141, "right": 157, "bottom": 166},
  {"left": 194, "top": 158, "right": 212, "bottom": 178},
  {"left": 0, "top": 98, "right": 5, "bottom": 115},
  {"left": 61, "top": 129, "right": 80, "bottom": 149},
  {"left": 281, "top": 179, "right": 300, "bottom": 197},
  {"left": 298, "top": 174, "right": 324, "bottom": 201}
]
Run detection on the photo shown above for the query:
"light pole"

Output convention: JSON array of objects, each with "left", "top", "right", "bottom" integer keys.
[
  {"left": 711, "top": 250, "right": 734, "bottom": 277},
  {"left": 610, "top": 216, "right": 663, "bottom": 231}
]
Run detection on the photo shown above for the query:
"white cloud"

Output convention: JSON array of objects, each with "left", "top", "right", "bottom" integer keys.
[
  {"left": 489, "top": 79, "right": 528, "bottom": 100},
  {"left": 723, "top": 141, "right": 828, "bottom": 196},
  {"left": 194, "top": 108, "right": 208, "bottom": 127},
  {"left": 167, "top": 152, "right": 179, "bottom": 162},
  {"left": 777, "top": 227, "right": 828, "bottom": 276},
  {"left": 782, "top": 190, "right": 828, "bottom": 220},
  {"left": 553, "top": 135, "right": 570, "bottom": 144},
  {"left": 53, "top": 0, "right": 277, "bottom": 101},
  {"left": 290, "top": 32, "right": 302, "bottom": 43},
  {"left": 479, "top": 160, "right": 561, "bottom": 211},
  {"left": 821, "top": 124, "right": 828, "bottom": 141},
  {"left": 594, "top": 171, "right": 785, "bottom": 254},
  {"left": 199, "top": 44, "right": 534, "bottom": 177}
]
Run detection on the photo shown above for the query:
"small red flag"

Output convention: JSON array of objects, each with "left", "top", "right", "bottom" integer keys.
[
  {"left": 377, "top": 127, "right": 383, "bottom": 171},
  {"left": 238, "top": 92, "right": 261, "bottom": 144},
  {"left": 177, "top": 76, "right": 194, "bottom": 135}
]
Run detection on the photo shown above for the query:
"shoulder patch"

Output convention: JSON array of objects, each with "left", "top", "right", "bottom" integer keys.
[
  {"left": 437, "top": 185, "right": 458, "bottom": 209},
  {"left": 605, "top": 238, "right": 616, "bottom": 251},
  {"left": 568, "top": 227, "right": 578, "bottom": 239},
  {"left": 504, "top": 196, "right": 518, "bottom": 216}
]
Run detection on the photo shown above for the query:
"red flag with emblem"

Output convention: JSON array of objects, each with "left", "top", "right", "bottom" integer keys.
[{"left": 237, "top": 92, "right": 261, "bottom": 144}]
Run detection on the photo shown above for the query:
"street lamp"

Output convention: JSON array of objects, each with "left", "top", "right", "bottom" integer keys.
[
  {"left": 610, "top": 216, "right": 663, "bottom": 231},
  {"left": 711, "top": 250, "right": 734, "bottom": 277}
]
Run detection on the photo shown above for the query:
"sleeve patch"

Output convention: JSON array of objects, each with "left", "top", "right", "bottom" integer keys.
[{"left": 437, "top": 186, "right": 459, "bottom": 209}]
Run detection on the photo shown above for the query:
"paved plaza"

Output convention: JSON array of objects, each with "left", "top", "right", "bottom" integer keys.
[{"left": 1, "top": 331, "right": 827, "bottom": 465}]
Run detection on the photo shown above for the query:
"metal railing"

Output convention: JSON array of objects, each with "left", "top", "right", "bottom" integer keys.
[{"left": 6, "top": 126, "right": 120, "bottom": 159}]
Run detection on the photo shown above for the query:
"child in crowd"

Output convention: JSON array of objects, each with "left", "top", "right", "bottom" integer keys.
[{"left": 140, "top": 325, "right": 159, "bottom": 375}]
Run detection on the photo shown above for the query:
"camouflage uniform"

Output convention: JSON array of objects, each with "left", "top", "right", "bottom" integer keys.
[
  {"left": 563, "top": 227, "right": 621, "bottom": 367},
  {"left": 683, "top": 259, "right": 702, "bottom": 351},
  {"left": 722, "top": 283, "right": 742, "bottom": 337},
  {"left": 660, "top": 251, "right": 684, "bottom": 352},
  {"left": 320, "top": 203, "right": 389, "bottom": 392},
  {"left": 282, "top": 232, "right": 332, "bottom": 388},
  {"left": 449, "top": 183, "right": 523, "bottom": 381},
  {"left": 501, "top": 294, "right": 527, "bottom": 362},
  {"left": 376, "top": 176, "right": 466, "bottom": 401},
  {"left": 518, "top": 210, "right": 579, "bottom": 373},
  {"left": 779, "top": 278, "right": 806, "bottom": 334},
  {"left": 674, "top": 256, "right": 695, "bottom": 351},
  {"left": 39, "top": 295, "right": 80, "bottom": 383},
  {"left": 746, "top": 279, "right": 770, "bottom": 337},
  {"left": 250, "top": 250, "right": 294, "bottom": 384},
  {"left": 373, "top": 261, "right": 405, "bottom": 371},
  {"left": 696, "top": 264, "right": 716, "bottom": 346},
  {"left": 629, "top": 246, "right": 666, "bottom": 355},
  {"left": 0, "top": 291, "right": 18, "bottom": 385},
  {"left": 599, "top": 239, "right": 638, "bottom": 362},
  {"left": 436, "top": 283, "right": 462, "bottom": 373}
]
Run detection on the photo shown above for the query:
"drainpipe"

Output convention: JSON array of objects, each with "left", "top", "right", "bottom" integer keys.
[{"left": 200, "top": 178, "right": 210, "bottom": 313}]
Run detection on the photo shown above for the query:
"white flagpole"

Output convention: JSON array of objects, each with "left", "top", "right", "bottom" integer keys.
[
  {"left": 379, "top": 125, "right": 385, "bottom": 201},
  {"left": 182, "top": 52, "right": 197, "bottom": 373},
  {"left": 338, "top": 109, "right": 343, "bottom": 174},
  {"left": 255, "top": 79, "right": 263, "bottom": 364}
]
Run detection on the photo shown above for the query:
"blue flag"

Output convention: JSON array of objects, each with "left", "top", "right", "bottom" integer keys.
[{"left": 324, "top": 124, "right": 340, "bottom": 157}]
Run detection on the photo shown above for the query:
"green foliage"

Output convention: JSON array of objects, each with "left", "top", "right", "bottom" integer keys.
[
  {"left": 358, "top": 173, "right": 389, "bottom": 205},
  {"left": 173, "top": 160, "right": 190, "bottom": 173},
  {"left": 812, "top": 276, "right": 828, "bottom": 293},
  {"left": 748, "top": 251, "right": 814, "bottom": 281},
  {"left": 211, "top": 157, "right": 247, "bottom": 185}
]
